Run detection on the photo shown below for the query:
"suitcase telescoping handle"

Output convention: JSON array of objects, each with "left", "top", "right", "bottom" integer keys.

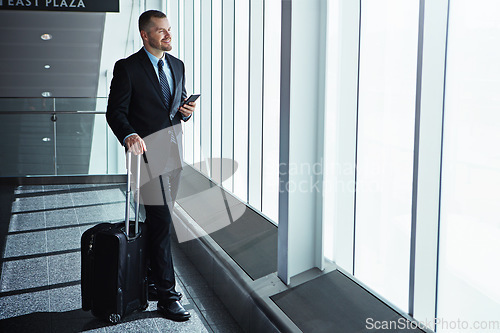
[{"left": 125, "top": 150, "right": 141, "bottom": 238}]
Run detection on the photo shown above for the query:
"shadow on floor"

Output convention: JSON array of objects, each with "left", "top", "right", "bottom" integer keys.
[
  {"left": 0, "top": 309, "right": 107, "bottom": 333},
  {"left": 0, "top": 306, "right": 174, "bottom": 333}
]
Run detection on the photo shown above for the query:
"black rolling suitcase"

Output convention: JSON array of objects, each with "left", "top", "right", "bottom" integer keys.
[{"left": 81, "top": 152, "right": 148, "bottom": 324}]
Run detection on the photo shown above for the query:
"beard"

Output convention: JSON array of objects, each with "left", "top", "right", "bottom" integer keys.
[{"left": 148, "top": 37, "right": 172, "bottom": 52}]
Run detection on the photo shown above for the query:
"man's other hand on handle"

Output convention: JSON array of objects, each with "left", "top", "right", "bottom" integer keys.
[{"left": 125, "top": 134, "right": 147, "bottom": 155}]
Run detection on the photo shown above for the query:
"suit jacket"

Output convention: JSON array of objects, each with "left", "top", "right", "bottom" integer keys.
[{"left": 106, "top": 48, "right": 189, "bottom": 163}]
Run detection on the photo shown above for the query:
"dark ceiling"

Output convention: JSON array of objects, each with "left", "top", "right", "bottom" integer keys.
[{"left": 0, "top": 10, "right": 105, "bottom": 98}]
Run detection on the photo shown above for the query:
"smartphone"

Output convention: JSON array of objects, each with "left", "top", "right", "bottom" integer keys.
[{"left": 181, "top": 94, "right": 200, "bottom": 107}]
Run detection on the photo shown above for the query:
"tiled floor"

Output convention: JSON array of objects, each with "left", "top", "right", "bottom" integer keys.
[{"left": 0, "top": 184, "right": 242, "bottom": 333}]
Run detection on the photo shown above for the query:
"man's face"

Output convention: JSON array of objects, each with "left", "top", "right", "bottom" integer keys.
[{"left": 143, "top": 17, "right": 172, "bottom": 52}]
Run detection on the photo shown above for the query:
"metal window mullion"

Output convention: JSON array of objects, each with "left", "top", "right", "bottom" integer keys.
[
  {"left": 193, "top": 0, "right": 196, "bottom": 169},
  {"left": 352, "top": 0, "right": 362, "bottom": 276},
  {"left": 260, "top": 0, "right": 266, "bottom": 212},
  {"left": 232, "top": 0, "right": 235, "bottom": 193},
  {"left": 210, "top": 0, "right": 213, "bottom": 179},
  {"left": 434, "top": 0, "right": 451, "bottom": 327},
  {"left": 220, "top": 0, "right": 224, "bottom": 185},
  {"left": 277, "top": 0, "right": 292, "bottom": 284},
  {"left": 199, "top": 0, "right": 203, "bottom": 167},
  {"left": 247, "top": 0, "right": 252, "bottom": 203},
  {"left": 411, "top": 0, "right": 449, "bottom": 323},
  {"left": 221, "top": 0, "right": 234, "bottom": 191},
  {"left": 248, "top": 0, "right": 264, "bottom": 209},
  {"left": 408, "top": 0, "right": 426, "bottom": 317}
]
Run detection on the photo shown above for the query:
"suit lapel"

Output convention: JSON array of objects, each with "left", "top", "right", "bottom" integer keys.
[{"left": 165, "top": 53, "right": 180, "bottom": 116}]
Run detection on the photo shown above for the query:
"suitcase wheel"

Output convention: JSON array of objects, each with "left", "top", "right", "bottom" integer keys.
[{"left": 109, "top": 313, "right": 121, "bottom": 324}]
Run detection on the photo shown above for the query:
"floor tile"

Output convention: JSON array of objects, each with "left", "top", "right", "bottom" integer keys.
[
  {"left": 73, "top": 204, "right": 108, "bottom": 224},
  {"left": 45, "top": 208, "right": 78, "bottom": 228},
  {"left": 1, "top": 257, "right": 48, "bottom": 292},
  {"left": 46, "top": 226, "right": 81, "bottom": 252},
  {"left": 49, "top": 284, "right": 82, "bottom": 313},
  {"left": 43, "top": 193, "right": 74, "bottom": 210},
  {"left": 48, "top": 252, "right": 80, "bottom": 285},
  {"left": 95, "top": 187, "right": 125, "bottom": 205},
  {"left": 8, "top": 211, "right": 46, "bottom": 232},
  {"left": 180, "top": 294, "right": 195, "bottom": 308},
  {"left": 11, "top": 196, "right": 45, "bottom": 213},
  {"left": 0, "top": 290, "right": 50, "bottom": 320},
  {"left": 14, "top": 185, "right": 44, "bottom": 194},
  {"left": 102, "top": 202, "right": 129, "bottom": 222},
  {"left": 71, "top": 190, "right": 103, "bottom": 206},
  {"left": 3, "top": 229, "right": 47, "bottom": 258}
]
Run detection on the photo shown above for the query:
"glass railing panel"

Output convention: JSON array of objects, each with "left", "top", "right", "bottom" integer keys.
[
  {"left": 0, "top": 113, "right": 56, "bottom": 177},
  {"left": 0, "top": 98, "right": 123, "bottom": 177},
  {"left": 54, "top": 113, "right": 109, "bottom": 175}
]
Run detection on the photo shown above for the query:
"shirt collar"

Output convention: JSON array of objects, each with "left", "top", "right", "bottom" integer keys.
[{"left": 143, "top": 47, "right": 165, "bottom": 68}]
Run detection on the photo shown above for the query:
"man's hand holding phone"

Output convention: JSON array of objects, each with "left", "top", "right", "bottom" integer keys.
[{"left": 179, "top": 94, "right": 200, "bottom": 118}]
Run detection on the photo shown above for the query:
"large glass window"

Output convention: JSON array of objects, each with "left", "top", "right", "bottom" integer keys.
[
  {"left": 177, "top": 0, "right": 280, "bottom": 223},
  {"left": 437, "top": 1, "right": 500, "bottom": 331},
  {"left": 354, "top": 0, "right": 419, "bottom": 312},
  {"left": 175, "top": 0, "right": 500, "bottom": 325}
]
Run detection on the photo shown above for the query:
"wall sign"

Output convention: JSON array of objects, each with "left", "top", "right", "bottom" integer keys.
[{"left": 0, "top": 0, "right": 119, "bottom": 12}]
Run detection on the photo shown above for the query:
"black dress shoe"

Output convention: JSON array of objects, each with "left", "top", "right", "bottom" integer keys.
[{"left": 158, "top": 300, "right": 191, "bottom": 321}]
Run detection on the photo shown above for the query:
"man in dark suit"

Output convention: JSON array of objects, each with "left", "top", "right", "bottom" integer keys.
[{"left": 106, "top": 9, "right": 196, "bottom": 321}]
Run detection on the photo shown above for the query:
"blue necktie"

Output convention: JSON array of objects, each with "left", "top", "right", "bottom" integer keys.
[
  {"left": 158, "top": 59, "right": 177, "bottom": 144},
  {"left": 157, "top": 59, "right": 172, "bottom": 110}
]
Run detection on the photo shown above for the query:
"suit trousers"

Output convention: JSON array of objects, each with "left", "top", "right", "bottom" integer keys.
[{"left": 142, "top": 168, "right": 182, "bottom": 303}]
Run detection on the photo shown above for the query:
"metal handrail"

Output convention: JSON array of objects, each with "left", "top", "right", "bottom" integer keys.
[
  {"left": 0, "top": 97, "right": 108, "bottom": 100},
  {"left": 0, "top": 111, "right": 106, "bottom": 115}
]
